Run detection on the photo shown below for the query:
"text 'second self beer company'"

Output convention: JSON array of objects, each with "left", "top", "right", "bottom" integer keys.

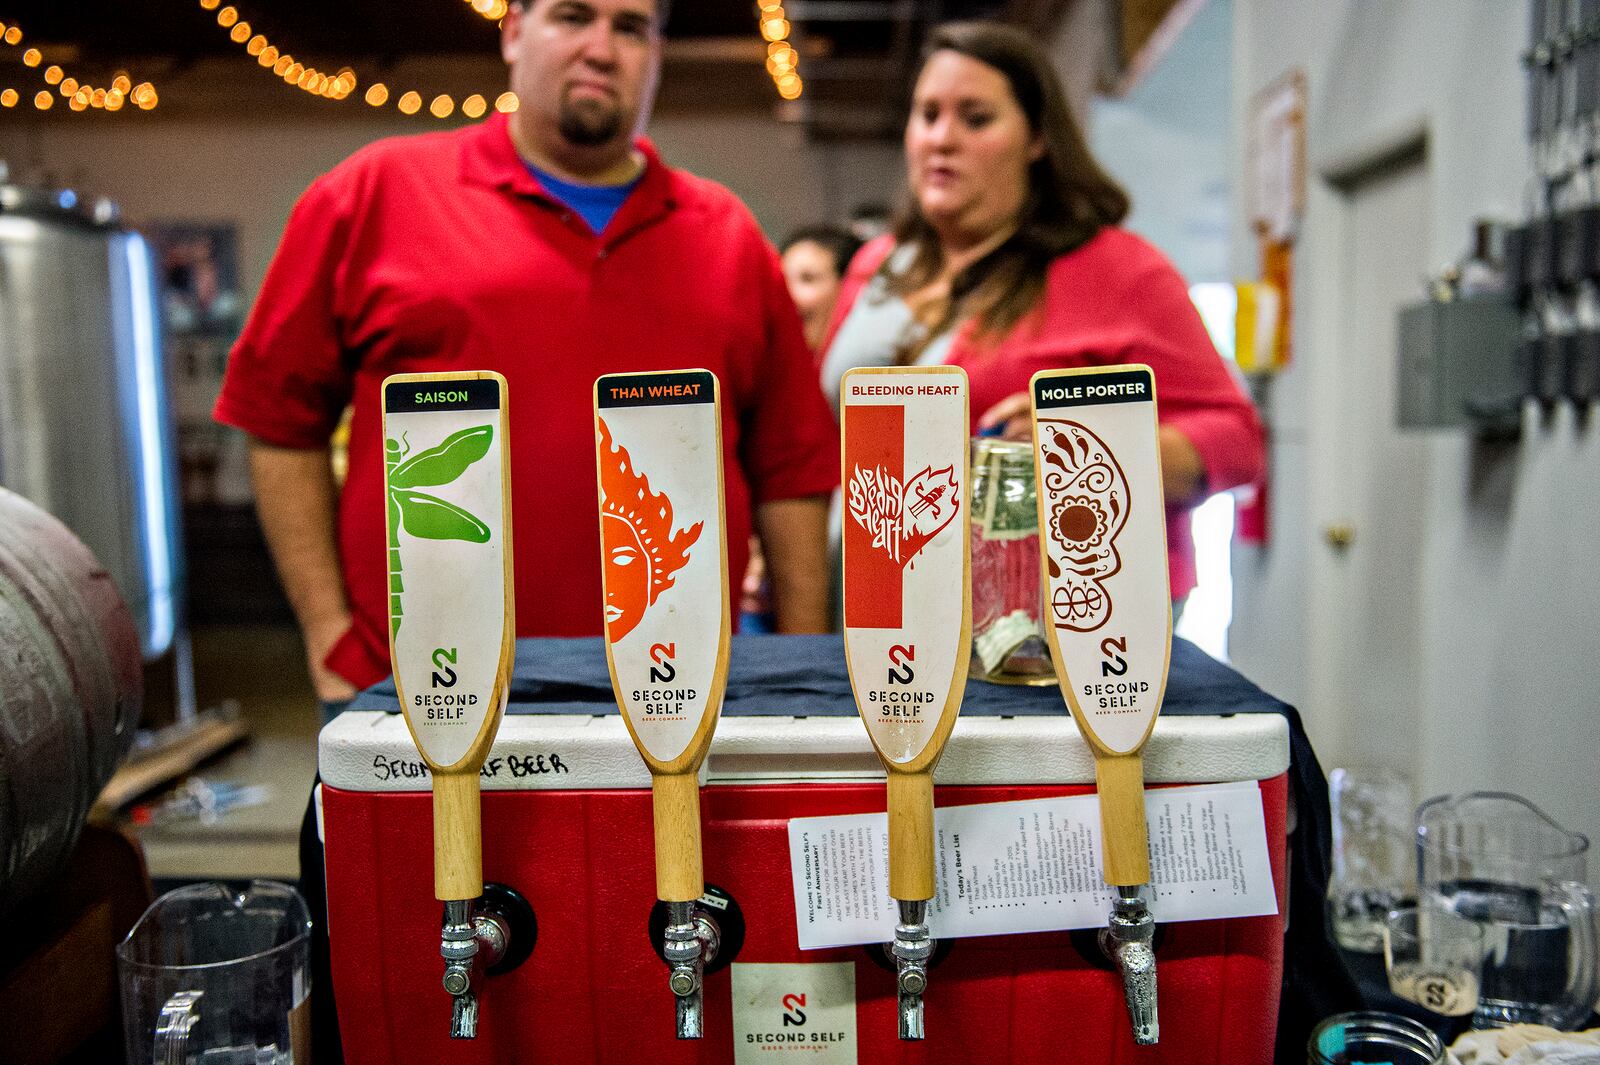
[
  {"left": 1030, "top": 363, "right": 1171, "bottom": 1045},
  {"left": 594, "top": 368, "right": 731, "bottom": 1039},
  {"left": 840, "top": 365, "right": 971, "bottom": 1041},
  {"left": 381, "top": 370, "right": 515, "bottom": 1038}
]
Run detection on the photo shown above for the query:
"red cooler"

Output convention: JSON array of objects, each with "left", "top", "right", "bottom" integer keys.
[{"left": 318, "top": 704, "right": 1289, "bottom": 1064}]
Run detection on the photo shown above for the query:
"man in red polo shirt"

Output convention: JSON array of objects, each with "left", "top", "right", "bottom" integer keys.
[{"left": 215, "top": 0, "right": 837, "bottom": 709}]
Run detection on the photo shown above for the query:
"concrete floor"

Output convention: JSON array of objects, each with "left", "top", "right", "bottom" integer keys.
[{"left": 128, "top": 624, "right": 320, "bottom": 881}]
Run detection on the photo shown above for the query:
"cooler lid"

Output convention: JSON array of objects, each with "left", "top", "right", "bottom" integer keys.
[{"left": 319, "top": 711, "right": 1289, "bottom": 792}]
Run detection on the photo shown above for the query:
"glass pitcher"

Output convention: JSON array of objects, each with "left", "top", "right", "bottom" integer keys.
[
  {"left": 969, "top": 437, "right": 1054, "bottom": 685},
  {"left": 117, "top": 879, "right": 312, "bottom": 1065},
  {"left": 1416, "top": 792, "right": 1597, "bottom": 1030}
]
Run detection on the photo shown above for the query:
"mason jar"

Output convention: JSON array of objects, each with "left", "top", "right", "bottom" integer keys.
[
  {"left": 969, "top": 437, "right": 1055, "bottom": 685},
  {"left": 1306, "top": 1012, "right": 1446, "bottom": 1065}
]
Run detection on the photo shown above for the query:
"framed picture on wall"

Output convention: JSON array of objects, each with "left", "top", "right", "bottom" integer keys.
[{"left": 146, "top": 222, "right": 249, "bottom": 506}]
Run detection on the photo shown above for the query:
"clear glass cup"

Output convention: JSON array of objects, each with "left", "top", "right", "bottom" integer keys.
[
  {"left": 1327, "top": 767, "right": 1415, "bottom": 952},
  {"left": 1383, "top": 904, "right": 1485, "bottom": 1017},
  {"left": 1307, "top": 1012, "right": 1446, "bottom": 1065},
  {"left": 1416, "top": 791, "right": 1597, "bottom": 1030},
  {"left": 969, "top": 437, "right": 1054, "bottom": 686},
  {"left": 117, "top": 879, "right": 312, "bottom": 1065}
]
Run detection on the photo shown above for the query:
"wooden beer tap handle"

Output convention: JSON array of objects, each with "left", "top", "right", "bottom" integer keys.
[
  {"left": 840, "top": 366, "right": 972, "bottom": 904},
  {"left": 1096, "top": 754, "right": 1152, "bottom": 887},
  {"left": 594, "top": 369, "right": 730, "bottom": 906},
  {"left": 1029, "top": 366, "right": 1171, "bottom": 891},
  {"left": 652, "top": 772, "right": 706, "bottom": 903},
  {"left": 887, "top": 770, "right": 937, "bottom": 901},
  {"left": 381, "top": 370, "right": 514, "bottom": 902}
]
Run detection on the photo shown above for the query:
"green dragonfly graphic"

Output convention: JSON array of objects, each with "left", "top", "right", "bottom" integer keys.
[{"left": 385, "top": 424, "right": 494, "bottom": 636}]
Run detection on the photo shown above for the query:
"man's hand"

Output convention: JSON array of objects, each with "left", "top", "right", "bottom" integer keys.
[
  {"left": 248, "top": 439, "right": 358, "bottom": 702},
  {"left": 755, "top": 495, "right": 830, "bottom": 633},
  {"left": 975, "top": 391, "right": 1207, "bottom": 507}
]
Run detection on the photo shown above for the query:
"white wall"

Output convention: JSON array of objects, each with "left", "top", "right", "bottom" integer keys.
[
  {"left": 1228, "top": 1, "right": 1600, "bottom": 854},
  {"left": 1091, "top": 0, "right": 1233, "bottom": 284},
  {"left": 0, "top": 108, "right": 902, "bottom": 295}
]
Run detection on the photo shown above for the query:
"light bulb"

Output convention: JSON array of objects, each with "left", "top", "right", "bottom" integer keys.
[{"left": 365, "top": 83, "right": 389, "bottom": 106}]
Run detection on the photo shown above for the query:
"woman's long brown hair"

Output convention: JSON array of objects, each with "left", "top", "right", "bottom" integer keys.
[{"left": 887, "top": 21, "right": 1129, "bottom": 358}]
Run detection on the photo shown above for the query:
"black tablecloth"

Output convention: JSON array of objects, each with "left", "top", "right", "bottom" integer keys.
[{"left": 310, "top": 634, "right": 1359, "bottom": 1063}]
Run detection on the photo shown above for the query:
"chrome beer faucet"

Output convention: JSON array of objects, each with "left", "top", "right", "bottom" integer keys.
[
  {"left": 662, "top": 900, "right": 721, "bottom": 1039},
  {"left": 1100, "top": 887, "right": 1159, "bottom": 1045},
  {"left": 891, "top": 900, "right": 934, "bottom": 1040},
  {"left": 440, "top": 899, "right": 509, "bottom": 1039}
]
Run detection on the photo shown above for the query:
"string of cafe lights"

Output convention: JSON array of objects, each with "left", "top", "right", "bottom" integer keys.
[
  {"left": 758, "top": 2, "right": 802, "bottom": 100},
  {"left": 464, "top": 0, "right": 511, "bottom": 21},
  {"left": 0, "top": 18, "right": 158, "bottom": 113},
  {"left": 194, "top": 0, "right": 517, "bottom": 119}
]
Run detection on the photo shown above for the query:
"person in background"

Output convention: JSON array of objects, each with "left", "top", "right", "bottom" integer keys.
[
  {"left": 779, "top": 225, "right": 861, "bottom": 356},
  {"left": 847, "top": 202, "right": 894, "bottom": 245},
  {"left": 737, "top": 224, "right": 862, "bottom": 632},
  {"left": 214, "top": 0, "right": 837, "bottom": 718},
  {"left": 820, "top": 21, "right": 1263, "bottom": 606}
]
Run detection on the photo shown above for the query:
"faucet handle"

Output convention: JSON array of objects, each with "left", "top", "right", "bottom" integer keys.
[
  {"left": 664, "top": 901, "right": 720, "bottom": 1039},
  {"left": 891, "top": 900, "right": 934, "bottom": 1041},
  {"left": 449, "top": 991, "right": 480, "bottom": 1040},
  {"left": 1100, "top": 892, "right": 1159, "bottom": 1045}
]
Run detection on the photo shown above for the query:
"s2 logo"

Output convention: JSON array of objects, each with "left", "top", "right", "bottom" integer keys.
[
  {"left": 649, "top": 642, "right": 677, "bottom": 684},
  {"left": 431, "top": 647, "right": 458, "bottom": 688},
  {"left": 887, "top": 644, "right": 915, "bottom": 685},
  {"left": 781, "top": 993, "right": 807, "bottom": 1026},
  {"left": 1100, "top": 636, "right": 1128, "bottom": 677}
]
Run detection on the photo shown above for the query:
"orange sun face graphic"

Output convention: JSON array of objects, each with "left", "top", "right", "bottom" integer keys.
[{"left": 597, "top": 416, "right": 703, "bottom": 642}]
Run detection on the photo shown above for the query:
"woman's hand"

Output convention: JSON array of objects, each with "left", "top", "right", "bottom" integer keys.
[
  {"left": 976, "top": 391, "right": 1209, "bottom": 506},
  {"left": 975, "top": 392, "right": 1033, "bottom": 441}
]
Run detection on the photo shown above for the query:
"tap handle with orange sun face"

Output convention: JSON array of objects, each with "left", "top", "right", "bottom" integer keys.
[{"left": 594, "top": 369, "right": 730, "bottom": 1039}]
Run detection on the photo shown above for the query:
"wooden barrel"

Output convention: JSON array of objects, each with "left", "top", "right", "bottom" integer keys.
[{"left": 0, "top": 486, "right": 141, "bottom": 916}]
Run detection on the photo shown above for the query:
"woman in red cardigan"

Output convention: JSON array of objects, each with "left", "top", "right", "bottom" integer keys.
[{"left": 820, "top": 21, "right": 1263, "bottom": 602}]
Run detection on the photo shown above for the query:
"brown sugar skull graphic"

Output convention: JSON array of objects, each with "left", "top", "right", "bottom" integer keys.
[
  {"left": 1037, "top": 419, "right": 1130, "bottom": 632},
  {"left": 597, "top": 417, "right": 703, "bottom": 642}
]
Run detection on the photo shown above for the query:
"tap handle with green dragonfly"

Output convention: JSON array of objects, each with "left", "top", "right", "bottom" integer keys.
[{"left": 382, "top": 370, "right": 514, "bottom": 1038}]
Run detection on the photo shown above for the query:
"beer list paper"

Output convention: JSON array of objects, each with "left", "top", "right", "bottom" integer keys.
[{"left": 787, "top": 782, "right": 1279, "bottom": 949}]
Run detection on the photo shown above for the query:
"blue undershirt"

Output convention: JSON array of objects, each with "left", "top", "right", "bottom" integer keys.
[{"left": 526, "top": 162, "right": 640, "bottom": 236}]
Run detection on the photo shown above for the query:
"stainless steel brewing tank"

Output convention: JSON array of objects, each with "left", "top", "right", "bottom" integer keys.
[{"left": 0, "top": 178, "right": 182, "bottom": 659}]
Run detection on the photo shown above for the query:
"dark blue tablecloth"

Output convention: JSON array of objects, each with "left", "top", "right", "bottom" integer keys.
[{"left": 350, "top": 633, "right": 1289, "bottom": 719}]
